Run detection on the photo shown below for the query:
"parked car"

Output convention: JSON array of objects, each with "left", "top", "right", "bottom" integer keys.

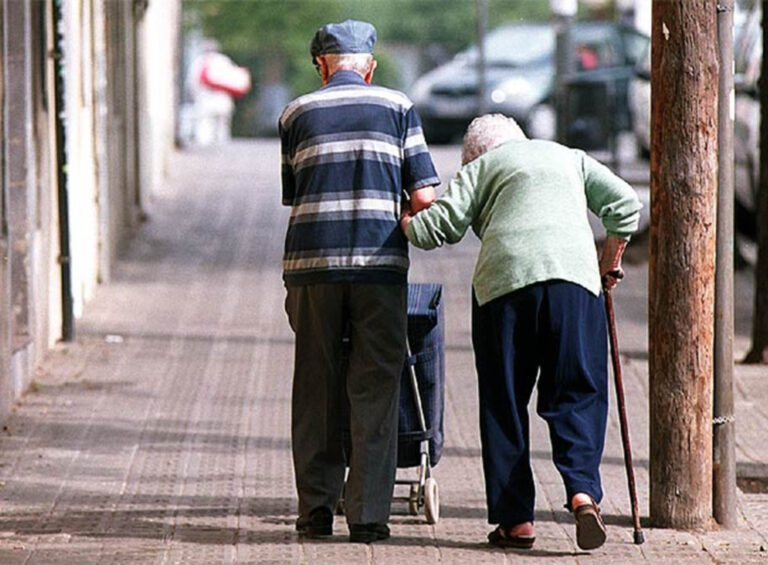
[
  {"left": 410, "top": 21, "right": 648, "bottom": 146},
  {"left": 631, "top": 6, "right": 750, "bottom": 162},
  {"left": 734, "top": 3, "right": 761, "bottom": 237},
  {"left": 628, "top": 43, "right": 650, "bottom": 158},
  {"left": 628, "top": 4, "right": 757, "bottom": 238}
]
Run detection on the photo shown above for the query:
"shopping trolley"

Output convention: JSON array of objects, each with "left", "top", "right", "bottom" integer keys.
[{"left": 339, "top": 283, "right": 446, "bottom": 524}]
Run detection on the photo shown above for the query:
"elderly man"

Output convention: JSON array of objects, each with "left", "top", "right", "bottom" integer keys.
[
  {"left": 279, "top": 20, "right": 439, "bottom": 543},
  {"left": 401, "top": 114, "right": 641, "bottom": 551}
]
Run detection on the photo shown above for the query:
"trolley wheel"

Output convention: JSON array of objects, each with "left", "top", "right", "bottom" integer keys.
[
  {"left": 424, "top": 477, "right": 439, "bottom": 524},
  {"left": 408, "top": 484, "right": 420, "bottom": 516}
]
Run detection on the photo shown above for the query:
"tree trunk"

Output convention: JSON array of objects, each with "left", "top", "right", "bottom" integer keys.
[
  {"left": 744, "top": 0, "right": 768, "bottom": 365},
  {"left": 649, "top": 0, "right": 718, "bottom": 528}
]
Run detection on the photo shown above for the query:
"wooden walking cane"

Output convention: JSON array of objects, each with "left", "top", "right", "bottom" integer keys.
[{"left": 603, "top": 273, "right": 645, "bottom": 545}]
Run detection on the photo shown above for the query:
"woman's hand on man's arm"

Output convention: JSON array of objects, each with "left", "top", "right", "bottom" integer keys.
[{"left": 403, "top": 169, "right": 476, "bottom": 249}]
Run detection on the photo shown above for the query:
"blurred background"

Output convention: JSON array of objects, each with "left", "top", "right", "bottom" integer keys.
[
  {"left": 179, "top": 0, "right": 760, "bottom": 240},
  {"left": 180, "top": 0, "right": 648, "bottom": 141}
]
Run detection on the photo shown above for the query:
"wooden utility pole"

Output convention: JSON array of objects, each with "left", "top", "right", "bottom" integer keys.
[
  {"left": 649, "top": 0, "right": 718, "bottom": 528},
  {"left": 744, "top": 0, "right": 768, "bottom": 365}
]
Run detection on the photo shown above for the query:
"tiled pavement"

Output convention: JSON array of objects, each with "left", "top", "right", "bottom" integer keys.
[{"left": 0, "top": 140, "right": 765, "bottom": 563}]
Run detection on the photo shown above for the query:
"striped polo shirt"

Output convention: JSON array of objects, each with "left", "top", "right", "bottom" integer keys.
[{"left": 279, "top": 70, "right": 440, "bottom": 287}]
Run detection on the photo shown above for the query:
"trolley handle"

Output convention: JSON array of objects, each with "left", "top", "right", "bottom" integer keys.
[{"left": 406, "top": 340, "right": 429, "bottom": 434}]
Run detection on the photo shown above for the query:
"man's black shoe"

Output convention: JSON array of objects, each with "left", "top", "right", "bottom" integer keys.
[
  {"left": 349, "top": 523, "right": 390, "bottom": 544},
  {"left": 296, "top": 507, "right": 333, "bottom": 538}
]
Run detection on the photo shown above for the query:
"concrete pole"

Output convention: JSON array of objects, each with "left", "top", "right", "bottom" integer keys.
[
  {"left": 649, "top": 0, "right": 718, "bottom": 528},
  {"left": 713, "top": 0, "right": 738, "bottom": 529},
  {"left": 475, "top": 0, "right": 488, "bottom": 116}
]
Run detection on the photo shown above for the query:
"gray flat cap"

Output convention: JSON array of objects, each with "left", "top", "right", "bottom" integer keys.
[{"left": 310, "top": 20, "right": 377, "bottom": 62}]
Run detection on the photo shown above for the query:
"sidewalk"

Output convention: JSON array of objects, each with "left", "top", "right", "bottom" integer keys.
[{"left": 0, "top": 141, "right": 765, "bottom": 563}]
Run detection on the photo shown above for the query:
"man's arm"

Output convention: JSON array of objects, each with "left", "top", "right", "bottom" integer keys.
[
  {"left": 278, "top": 119, "right": 295, "bottom": 206},
  {"left": 401, "top": 106, "right": 441, "bottom": 203}
]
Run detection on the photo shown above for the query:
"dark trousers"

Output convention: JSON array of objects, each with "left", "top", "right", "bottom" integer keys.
[
  {"left": 285, "top": 283, "right": 407, "bottom": 525},
  {"left": 471, "top": 280, "right": 608, "bottom": 526}
]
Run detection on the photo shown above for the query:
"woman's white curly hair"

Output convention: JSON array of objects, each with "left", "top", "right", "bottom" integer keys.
[{"left": 461, "top": 113, "right": 527, "bottom": 165}]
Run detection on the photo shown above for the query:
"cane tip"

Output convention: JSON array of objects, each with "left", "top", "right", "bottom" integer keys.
[{"left": 633, "top": 530, "right": 645, "bottom": 544}]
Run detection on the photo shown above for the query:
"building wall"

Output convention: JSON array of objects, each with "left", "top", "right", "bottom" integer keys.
[
  {"left": 0, "top": 0, "right": 181, "bottom": 418},
  {"left": 63, "top": 0, "right": 181, "bottom": 313},
  {"left": 28, "top": 0, "right": 60, "bottom": 384},
  {"left": 0, "top": 0, "right": 64, "bottom": 416},
  {"left": 0, "top": 0, "right": 10, "bottom": 416},
  {"left": 139, "top": 0, "right": 182, "bottom": 201},
  {"left": 2, "top": 0, "right": 42, "bottom": 414},
  {"left": 63, "top": 0, "right": 99, "bottom": 317},
  {"left": 103, "top": 0, "right": 141, "bottom": 278}
]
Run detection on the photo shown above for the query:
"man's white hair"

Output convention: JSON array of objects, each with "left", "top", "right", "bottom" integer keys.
[
  {"left": 461, "top": 113, "right": 527, "bottom": 165},
  {"left": 320, "top": 53, "right": 374, "bottom": 76}
]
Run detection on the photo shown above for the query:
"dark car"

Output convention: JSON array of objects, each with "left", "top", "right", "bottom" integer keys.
[
  {"left": 734, "top": 2, "right": 761, "bottom": 237},
  {"left": 410, "top": 21, "right": 648, "bottom": 146}
]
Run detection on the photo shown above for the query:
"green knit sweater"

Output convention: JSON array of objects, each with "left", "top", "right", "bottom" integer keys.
[{"left": 405, "top": 139, "right": 642, "bottom": 306}]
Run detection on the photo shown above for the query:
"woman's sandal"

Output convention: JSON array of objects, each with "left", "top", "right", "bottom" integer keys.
[
  {"left": 572, "top": 498, "right": 607, "bottom": 550},
  {"left": 487, "top": 525, "right": 535, "bottom": 549}
]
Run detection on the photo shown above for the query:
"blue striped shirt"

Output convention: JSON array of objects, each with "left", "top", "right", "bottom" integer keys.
[{"left": 279, "top": 70, "right": 440, "bottom": 287}]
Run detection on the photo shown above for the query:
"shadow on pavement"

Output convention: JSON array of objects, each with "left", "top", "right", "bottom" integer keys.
[{"left": 442, "top": 447, "right": 650, "bottom": 469}]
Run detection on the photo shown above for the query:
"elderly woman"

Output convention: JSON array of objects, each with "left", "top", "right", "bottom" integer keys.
[{"left": 401, "top": 114, "right": 641, "bottom": 551}]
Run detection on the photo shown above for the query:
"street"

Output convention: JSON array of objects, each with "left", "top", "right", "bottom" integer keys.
[{"left": 0, "top": 139, "right": 765, "bottom": 563}]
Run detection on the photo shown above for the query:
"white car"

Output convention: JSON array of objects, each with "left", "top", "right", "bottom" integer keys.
[
  {"left": 628, "top": 44, "right": 650, "bottom": 158},
  {"left": 630, "top": 5, "right": 757, "bottom": 236}
]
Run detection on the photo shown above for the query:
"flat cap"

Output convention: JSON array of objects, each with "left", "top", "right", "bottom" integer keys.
[{"left": 310, "top": 20, "right": 377, "bottom": 61}]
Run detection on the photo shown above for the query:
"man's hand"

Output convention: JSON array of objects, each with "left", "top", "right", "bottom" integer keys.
[
  {"left": 410, "top": 186, "right": 437, "bottom": 213},
  {"left": 599, "top": 235, "right": 628, "bottom": 292}
]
